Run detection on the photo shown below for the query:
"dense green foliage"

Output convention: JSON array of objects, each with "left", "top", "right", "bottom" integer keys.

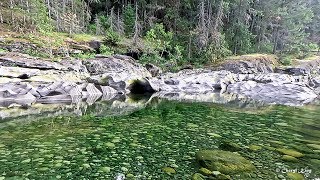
[{"left": 1, "top": 0, "right": 320, "bottom": 67}]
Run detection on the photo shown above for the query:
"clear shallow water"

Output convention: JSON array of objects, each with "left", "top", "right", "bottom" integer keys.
[{"left": 0, "top": 99, "right": 319, "bottom": 179}]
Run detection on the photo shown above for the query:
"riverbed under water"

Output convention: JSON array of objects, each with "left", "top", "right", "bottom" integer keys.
[{"left": 0, "top": 97, "right": 319, "bottom": 179}]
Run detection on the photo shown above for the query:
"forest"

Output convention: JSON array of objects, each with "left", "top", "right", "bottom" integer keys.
[{"left": 0, "top": 0, "right": 320, "bottom": 68}]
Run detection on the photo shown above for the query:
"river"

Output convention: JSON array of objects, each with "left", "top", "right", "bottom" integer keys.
[{"left": 0, "top": 97, "right": 319, "bottom": 179}]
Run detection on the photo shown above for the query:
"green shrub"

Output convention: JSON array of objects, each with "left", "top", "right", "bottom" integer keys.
[
  {"left": 72, "top": 53, "right": 95, "bottom": 59},
  {"left": 24, "top": 48, "right": 50, "bottom": 58},
  {"left": 145, "top": 23, "right": 173, "bottom": 54},
  {"left": 169, "top": 45, "right": 185, "bottom": 66},
  {"left": 104, "top": 30, "right": 121, "bottom": 46},
  {"left": 99, "top": 44, "right": 114, "bottom": 55},
  {"left": 205, "top": 34, "right": 232, "bottom": 64},
  {"left": 0, "top": 48, "right": 8, "bottom": 53},
  {"left": 287, "top": 42, "right": 319, "bottom": 59},
  {"left": 88, "top": 24, "right": 97, "bottom": 35},
  {"left": 123, "top": 5, "right": 135, "bottom": 36},
  {"left": 141, "top": 23, "right": 186, "bottom": 71},
  {"left": 280, "top": 56, "right": 292, "bottom": 66}
]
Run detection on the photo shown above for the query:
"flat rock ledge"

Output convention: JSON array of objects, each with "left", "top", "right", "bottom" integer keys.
[{"left": 0, "top": 52, "right": 319, "bottom": 108}]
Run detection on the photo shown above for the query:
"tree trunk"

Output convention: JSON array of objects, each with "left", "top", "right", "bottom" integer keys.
[
  {"left": 273, "top": 26, "right": 279, "bottom": 54},
  {"left": 10, "top": 0, "right": 14, "bottom": 25},
  {"left": 110, "top": 7, "right": 115, "bottom": 31},
  {"left": 133, "top": 1, "right": 139, "bottom": 44},
  {"left": 213, "top": 0, "right": 223, "bottom": 33},
  {"left": 211, "top": 0, "right": 223, "bottom": 45},
  {"left": 188, "top": 32, "right": 192, "bottom": 59},
  {"left": 0, "top": 3, "right": 3, "bottom": 24},
  {"left": 47, "top": 0, "right": 51, "bottom": 19},
  {"left": 55, "top": 2, "right": 60, "bottom": 31}
]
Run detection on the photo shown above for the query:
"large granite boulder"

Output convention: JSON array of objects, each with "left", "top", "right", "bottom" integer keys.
[{"left": 84, "top": 55, "right": 152, "bottom": 93}]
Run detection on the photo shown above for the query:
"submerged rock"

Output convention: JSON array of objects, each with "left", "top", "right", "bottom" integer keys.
[
  {"left": 307, "top": 144, "right": 320, "bottom": 150},
  {"left": 276, "top": 148, "right": 304, "bottom": 158},
  {"left": 199, "top": 167, "right": 213, "bottom": 176},
  {"left": 192, "top": 173, "right": 205, "bottom": 180},
  {"left": 287, "top": 172, "right": 305, "bottom": 180},
  {"left": 281, "top": 155, "right": 299, "bottom": 162},
  {"left": 162, "top": 167, "right": 176, "bottom": 175},
  {"left": 219, "top": 142, "right": 241, "bottom": 152},
  {"left": 216, "top": 174, "right": 232, "bottom": 180},
  {"left": 195, "top": 150, "right": 255, "bottom": 174},
  {"left": 248, "top": 145, "right": 262, "bottom": 152},
  {"left": 104, "top": 142, "right": 116, "bottom": 148}
]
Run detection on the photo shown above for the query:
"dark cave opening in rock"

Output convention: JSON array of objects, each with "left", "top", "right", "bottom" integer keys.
[
  {"left": 125, "top": 51, "right": 142, "bottom": 60},
  {"left": 128, "top": 79, "right": 155, "bottom": 94}
]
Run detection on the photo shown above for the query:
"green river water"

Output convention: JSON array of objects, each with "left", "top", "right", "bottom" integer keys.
[{"left": 0, "top": 99, "right": 319, "bottom": 179}]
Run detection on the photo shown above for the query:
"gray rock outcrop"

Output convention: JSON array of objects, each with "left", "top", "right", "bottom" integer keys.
[
  {"left": 0, "top": 53, "right": 151, "bottom": 106},
  {"left": 0, "top": 52, "right": 319, "bottom": 112},
  {"left": 215, "top": 54, "right": 278, "bottom": 74},
  {"left": 149, "top": 69, "right": 236, "bottom": 93},
  {"left": 227, "top": 81, "right": 317, "bottom": 106},
  {"left": 148, "top": 70, "right": 319, "bottom": 106}
]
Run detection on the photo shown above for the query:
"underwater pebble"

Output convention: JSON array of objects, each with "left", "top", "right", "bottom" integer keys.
[
  {"left": 100, "top": 167, "right": 111, "bottom": 173},
  {"left": 162, "top": 167, "right": 176, "bottom": 174},
  {"left": 121, "top": 167, "right": 128, "bottom": 172}
]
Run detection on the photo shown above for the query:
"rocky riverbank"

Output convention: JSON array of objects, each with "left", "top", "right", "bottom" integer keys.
[{"left": 0, "top": 52, "right": 319, "bottom": 113}]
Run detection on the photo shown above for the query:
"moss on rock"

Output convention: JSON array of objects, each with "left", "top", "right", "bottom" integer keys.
[
  {"left": 219, "top": 141, "right": 241, "bottom": 152},
  {"left": 307, "top": 144, "right": 320, "bottom": 150},
  {"left": 192, "top": 173, "right": 205, "bottom": 180},
  {"left": 276, "top": 148, "right": 304, "bottom": 158},
  {"left": 281, "top": 155, "right": 299, "bottom": 162},
  {"left": 196, "top": 150, "right": 255, "bottom": 174},
  {"left": 248, "top": 145, "right": 262, "bottom": 152},
  {"left": 287, "top": 172, "right": 305, "bottom": 180},
  {"left": 216, "top": 173, "right": 232, "bottom": 180},
  {"left": 162, "top": 167, "right": 176, "bottom": 175},
  {"left": 199, "top": 167, "right": 212, "bottom": 176}
]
